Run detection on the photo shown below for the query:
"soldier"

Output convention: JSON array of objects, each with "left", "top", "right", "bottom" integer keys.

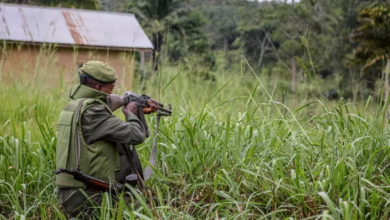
[{"left": 55, "top": 60, "right": 158, "bottom": 218}]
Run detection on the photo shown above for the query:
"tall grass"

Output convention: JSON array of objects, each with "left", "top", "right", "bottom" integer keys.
[{"left": 1, "top": 49, "right": 390, "bottom": 219}]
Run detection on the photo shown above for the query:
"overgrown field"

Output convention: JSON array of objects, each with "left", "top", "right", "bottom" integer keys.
[{"left": 1, "top": 59, "right": 390, "bottom": 219}]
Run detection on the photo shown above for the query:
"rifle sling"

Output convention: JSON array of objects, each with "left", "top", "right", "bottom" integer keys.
[
  {"left": 121, "top": 110, "right": 161, "bottom": 190},
  {"left": 74, "top": 98, "right": 87, "bottom": 170},
  {"left": 121, "top": 144, "right": 146, "bottom": 191},
  {"left": 135, "top": 105, "right": 150, "bottom": 138},
  {"left": 132, "top": 105, "right": 161, "bottom": 180}
]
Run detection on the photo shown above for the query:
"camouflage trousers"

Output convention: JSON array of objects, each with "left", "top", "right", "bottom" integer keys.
[
  {"left": 57, "top": 154, "right": 139, "bottom": 218},
  {"left": 57, "top": 188, "right": 128, "bottom": 219}
]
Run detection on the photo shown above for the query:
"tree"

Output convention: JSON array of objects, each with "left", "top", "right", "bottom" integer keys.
[
  {"left": 352, "top": 2, "right": 390, "bottom": 105},
  {"left": 270, "top": 3, "right": 312, "bottom": 103},
  {"left": 236, "top": 1, "right": 312, "bottom": 103},
  {"left": 121, "top": 0, "right": 182, "bottom": 71},
  {"left": 168, "top": 10, "right": 209, "bottom": 61},
  {"left": 235, "top": 1, "right": 278, "bottom": 68},
  {"left": 4, "top": 0, "right": 100, "bottom": 9},
  {"left": 302, "top": 0, "right": 379, "bottom": 100},
  {"left": 194, "top": 0, "right": 240, "bottom": 56},
  {"left": 119, "top": 0, "right": 209, "bottom": 71}
]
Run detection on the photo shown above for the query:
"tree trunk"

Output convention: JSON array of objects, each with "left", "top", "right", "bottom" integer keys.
[
  {"left": 152, "top": 35, "right": 158, "bottom": 71},
  {"left": 291, "top": 56, "right": 296, "bottom": 106},
  {"left": 140, "top": 51, "right": 145, "bottom": 70},
  {"left": 350, "top": 68, "right": 355, "bottom": 102},
  {"left": 224, "top": 37, "right": 228, "bottom": 59},
  {"left": 257, "top": 36, "right": 268, "bottom": 67},
  {"left": 385, "top": 58, "right": 390, "bottom": 120},
  {"left": 360, "top": 67, "right": 364, "bottom": 102},
  {"left": 152, "top": 33, "right": 163, "bottom": 72}
]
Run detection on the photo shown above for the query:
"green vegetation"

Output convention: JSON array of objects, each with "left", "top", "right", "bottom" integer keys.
[
  {"left": 4, "top": 0, "right": 100, "bottom": 9},
  {"left": 2, "top": 0, "right": 390, "bottom": 219},
  {"left": 7, "top": 0, "right": 390, "bottom": 101},
  {"left": 1, "top": 48, "right": 390, "bottom": 218}
]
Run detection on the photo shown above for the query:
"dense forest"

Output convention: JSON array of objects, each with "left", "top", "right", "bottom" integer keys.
[{"left": 6, "top": 0, "right": 390, "bottom": 102}]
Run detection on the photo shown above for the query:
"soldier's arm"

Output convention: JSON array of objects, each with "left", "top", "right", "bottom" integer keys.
[{"left": 81, "top": 105, "right": 146, "bottom": 145}]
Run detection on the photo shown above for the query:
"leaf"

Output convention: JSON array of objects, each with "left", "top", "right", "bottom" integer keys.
[
  {"left": 319, "top": 192, "right": 341, "bottom": 220},
  {"left": 294, "top": 100, "right": 318, "bottom": 113},
  {"left": 161, "top": 65, "right": 187, "bottom": 93},
  {"left": 205, "top": 78, "right": 234, "bottom": 105},
  {"left": 295, "top": 56, "right": 313, "bottom": 82}
]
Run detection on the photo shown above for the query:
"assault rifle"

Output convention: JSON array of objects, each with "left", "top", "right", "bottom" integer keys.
[
  {"left": 56, "top": 168, "right": 124, "bottom": 192},
  {"left": 107, "top": 92, "right": 172, "bottom": 116},
  {"left": 107, "top": 91, "right": 172, "bottom": 189}
]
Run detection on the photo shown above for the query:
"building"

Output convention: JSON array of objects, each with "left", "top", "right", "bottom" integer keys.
[{"left": 0, "top": 3, "right": 153, "bottom": 87}]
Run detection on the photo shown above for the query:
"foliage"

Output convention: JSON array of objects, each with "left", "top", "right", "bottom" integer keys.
[
  {"left": 352, "top": 2, "right": 390, "bottom": 68},
  {"left": 2, "top": 0, "right": 390, "bottom": 219},
  {"left": 2, "top": 54, "right": 390, "bottom": 218},
  {"left": 195, "top": 0, "right": 240, "bottom": 51},
  {"left": 6, "top": 0, "right": 389, "bottom": 100},
  {"left": 4, "top": 0, "right": 100, "bottom": 9},
  {"left": 114, "top": 0, "right": 210, "bottom": 71},
  {"left": 189, "top": 0, "right": 384, "bottom": 100}
]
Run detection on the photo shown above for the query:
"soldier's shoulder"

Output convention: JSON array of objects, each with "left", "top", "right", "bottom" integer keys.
[
  {"left": 83, "top": 104, "right": 110, "bottom": 115},
  {"left": 89, "top": 104, "right": 107, "bottom": 112}
]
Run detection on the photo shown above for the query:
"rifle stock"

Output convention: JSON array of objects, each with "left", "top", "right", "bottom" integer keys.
[
  {"left": 56, "top": 168, "right": 122, "bottom": 192},
  {"left": 88, "top": 179, "right": 111, "bottom": 191}
]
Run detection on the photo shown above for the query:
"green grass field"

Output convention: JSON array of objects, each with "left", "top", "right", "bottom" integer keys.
[{"left": 1, "top": 55, "right": 390, "bottom": 219}]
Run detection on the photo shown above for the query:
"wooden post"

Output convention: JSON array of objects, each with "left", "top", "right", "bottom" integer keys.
[
  {"left": 291, "top": 56, "right": 296, "bottom": 107},
  {"left": 386, "top": 62, "right": 389, "bottom": 106},
  {"left": 140, "top": 51, "right": 145, "bottom": 70}
]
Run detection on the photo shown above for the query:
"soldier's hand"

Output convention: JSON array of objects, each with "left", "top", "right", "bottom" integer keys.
[
  {"left": 123, "top": 102, "right": 138, "bottom": 115},
  {"left": 143, "top": 99, "right": 159, "bottom": 114}
]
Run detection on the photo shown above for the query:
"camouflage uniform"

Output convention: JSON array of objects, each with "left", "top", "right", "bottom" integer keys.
[{"left": 56, "top": 61, "right": 145, "bottom": 218}]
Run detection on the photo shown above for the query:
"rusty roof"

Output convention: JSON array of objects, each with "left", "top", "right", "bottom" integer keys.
[{"left": 0, "top": 3, "right": 153, "bottom": 50}]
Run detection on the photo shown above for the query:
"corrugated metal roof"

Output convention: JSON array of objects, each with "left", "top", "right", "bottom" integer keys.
[{"left": 0, "top": 3, "right": 154, "bottom": 50}]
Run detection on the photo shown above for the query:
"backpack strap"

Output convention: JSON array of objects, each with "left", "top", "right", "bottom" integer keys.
[{"left": 74, "top": 98, "right": 86, "bottom": 170}]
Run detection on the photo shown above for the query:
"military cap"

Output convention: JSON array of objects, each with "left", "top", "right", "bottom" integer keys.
[{"left": 79, "top": 60, "right": 118, "bottom": 82}]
